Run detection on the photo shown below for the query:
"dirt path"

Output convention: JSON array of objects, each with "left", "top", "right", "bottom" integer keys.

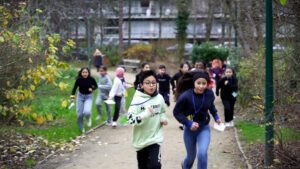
[{"left": 35, "top": 70, "right": 246, "bottom": 169}]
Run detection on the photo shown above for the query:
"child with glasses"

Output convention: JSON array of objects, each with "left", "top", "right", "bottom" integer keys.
[{"left": 128, "top": 70, "right": 168, "bottom": 169}]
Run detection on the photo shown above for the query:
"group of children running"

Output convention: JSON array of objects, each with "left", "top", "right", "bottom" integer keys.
[{"left": 70, "top": 58, "right": 238, "bottom": 169}]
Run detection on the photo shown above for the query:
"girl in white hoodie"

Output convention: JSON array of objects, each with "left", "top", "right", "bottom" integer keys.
[{"left": 108, "top": 67, "right": 127, "bottom": 127}]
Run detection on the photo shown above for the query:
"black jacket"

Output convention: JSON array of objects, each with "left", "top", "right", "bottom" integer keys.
[
  {"left": 157, "top": 73, "right": 171, "bottom": 92},
  {"left": 170, "top": 71, "right": 183, "bottom": 91},
  {"left": 216, "top": 76, "right": 238, "bottom": 100}
]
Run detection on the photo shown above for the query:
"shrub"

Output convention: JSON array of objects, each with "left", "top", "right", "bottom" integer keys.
[
  {"left": 98, "top": 46, "right": 120, "bottom": 66},
  {"left": 191, "top": 42, "right": 229, "bottom": 63},
  {"left": 123, "top": 44, "right": 153, "bottom": 62}
]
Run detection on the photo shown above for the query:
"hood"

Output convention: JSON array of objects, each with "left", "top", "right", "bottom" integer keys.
[{"left": 131, "top": 90, "right": 158, "bottom": 106}]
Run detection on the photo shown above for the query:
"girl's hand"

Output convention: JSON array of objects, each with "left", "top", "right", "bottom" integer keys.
[
  {"left": 147, "top": 107, "right": 155, "bottom": 114},
  {"left": 216, "top": 119, "right": 222, "bottom": 125},
  {"left": 70, "top": 95, "right": 75, "bottom": 102},
  {"left": 190, "top": 122, "right": 199, "bottom": 131},
  {"left": 88, "top": 88, "right": 92, "bottom": 92},
  {"left": 160, "top": 119, "right": 168, "bottom": 126}
]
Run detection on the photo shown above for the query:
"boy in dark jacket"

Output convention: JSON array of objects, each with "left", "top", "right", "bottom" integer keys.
[{"left": 157, "top": 65, "right": 171, "bottom": 106}]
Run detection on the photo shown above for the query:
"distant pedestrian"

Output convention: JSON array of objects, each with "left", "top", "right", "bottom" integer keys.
[
  {"left": 93, "top": 49, "right": 103, "bottom": 72},
  {"left": 108, "top": 67, "right": 127, "bottom": 127},
  {"left": 216, "top": 67, "right": 238, "bottom": 127},
  {"left": 170, "top": 62, "right": 190, "bottom": 94},
  {"left": 133, "top": 62, "right": 151, "bottom": 90},
  {"left": 128, "top": 70, "right": 168, "bottom": 169},
  {"left": 157, "top": 64, "right": 171, "bottom": 107},
  {"left": 95, "top": 66, "right": 112, "bottom": 125},
  {"left": 71, "top": 67, "right": 98, "bottom": 133},
  {"left": 173, "top": 71, "right": 222, "bottom": 169},
  {"left": 211, "top": 59, "right": 223, "bottom": 83},
  {"left": 171, "top": 62, "right": 190, "bottom": 130},
  {"left": 191, "top": 60, "right": 206, "bottom": 71},
  {"left": 191, "top": 61, "right": 214, "bottom": 89}
]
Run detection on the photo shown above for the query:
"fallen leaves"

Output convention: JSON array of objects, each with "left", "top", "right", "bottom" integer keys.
[{"left": 0, "top": 131, "right": 84, "bottom": 169}]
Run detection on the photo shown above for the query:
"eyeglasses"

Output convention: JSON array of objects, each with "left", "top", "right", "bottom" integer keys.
[{"left": 143, "top": 81, "right": 157, "bottom": 86}]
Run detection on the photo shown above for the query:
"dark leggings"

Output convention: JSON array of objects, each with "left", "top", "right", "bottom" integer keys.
[
  {"left": 113, "top": 96, "right": 122, "bottom": 121},
  {"left": 222, "top": 98, "right": 236, "bottom": 122},
  {"left": 137, "top": 144, "right": 161, "bottom": 169}
]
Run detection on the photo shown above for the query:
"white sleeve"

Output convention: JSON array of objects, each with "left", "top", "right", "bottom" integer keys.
[{"left": 109, "top": 78, "right": 120, "bottom": 98}]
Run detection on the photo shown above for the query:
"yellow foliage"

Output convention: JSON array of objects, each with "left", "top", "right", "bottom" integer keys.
[
  {"left": 124, "top": 44, "right": 153, "bottom": 61},
  {"left": 31, "top": 113, "right": 38, "bottom": 120},
  {"left": 30, "top": 85, "right": 35, "bottom": 91},
  {"left": 46, "top": 114, "right": 53, "bottom": 121},
  {"left": 28, "top": 57, "right": 33, "bottom": 63},
  {"left": 252, "top": 95, "right": 262, "bottom": 100},
  {"left": 36, "top": 115, "right": 45, "bottom": 124},
  {"left": 61, "top": 100, "right": 68, "bottom": 108},
  {"left": 19, "top": 106, "right": 31, "bottom": 116},
  {"left": 58, "top": 82, "right": 68, "bottom": 90},
  {"left": 0, "top": 36, "right": 4, "bottom": 42},
  {"left": 18, "top": 120, "right": 24, "bottom": 127}
]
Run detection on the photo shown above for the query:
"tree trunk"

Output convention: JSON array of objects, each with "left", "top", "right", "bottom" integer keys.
[
  {"left": 158, "top": 0, "right": 162, "bottom": 44},
  {"left": 100, "top": 0, "right": 104, "bottom": 46},
  {"left": 192, "top": 0, "right": 197, "bottom": 44},
  {"left": 128, "top": 0, "right": 132, "bottom": 46},
  {"left": 205, "top": 0, "right": 213, "bottom": 42},
  {"left": 220, "top": 0, "right": 225, "bottom": 45},
  {"left": 119, "top": 0, "right": 124, "bottom": 54}
]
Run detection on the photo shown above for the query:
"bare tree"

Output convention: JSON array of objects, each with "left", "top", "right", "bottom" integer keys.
[{"left": 119, "top": 0, "right": 124, "bottom": 53}]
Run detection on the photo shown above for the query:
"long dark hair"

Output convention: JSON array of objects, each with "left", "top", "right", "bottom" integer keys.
[
  {"left": 77, "top": 67, "right": 91, "bottom": 79},
  {"left": 174, "top": 70, "right": 209, "bottom": 100}
]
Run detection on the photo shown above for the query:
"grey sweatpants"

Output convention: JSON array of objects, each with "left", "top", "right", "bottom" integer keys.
[
  {"left": 76, "top": 92, "right": 93, "bottom": 130},
  {"left": 95, "top": 93, "right": 112, "bottom": 123}
]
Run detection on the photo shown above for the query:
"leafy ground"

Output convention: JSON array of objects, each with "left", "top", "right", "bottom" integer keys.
[
  {"left": 0, "top": 67, "right": 118, "bottom": 168},
  {"left": 235, "top": 112, "right": 300, "bottom": 169}
]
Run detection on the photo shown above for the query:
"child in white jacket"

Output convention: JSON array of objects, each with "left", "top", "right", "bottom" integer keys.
[
  {"left": 108, "top": 67, "right": 127, "bottom": 127},
  {"left": 127, "top": 70, "right": 168, "bottom": 169}
]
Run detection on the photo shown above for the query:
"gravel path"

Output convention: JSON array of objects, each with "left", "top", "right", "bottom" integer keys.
[{"left": 35, "top": 69, "right": 246, "bottom": 169}]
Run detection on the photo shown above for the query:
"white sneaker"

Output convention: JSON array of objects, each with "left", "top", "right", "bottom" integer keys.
[
  {"left": 87, "top": 117, "right": 92, "bottom": 127},
  {"left": 96, "top": 115, "right": 101, "bottom": 120},
  {"left": 81, "top": 128, "right": 85, "bottom": 133},
  {"left": 225, "top": 122, "right": 231, "bottom": 127},
  {"left": 105, "top": 121, "right": 112, "bottom": 126},
  {"left": 112, "top": 121, "right": 117, "bottom": 128},
  {"left": 230, "top": 121, "right": 235, "bottom": 127}
]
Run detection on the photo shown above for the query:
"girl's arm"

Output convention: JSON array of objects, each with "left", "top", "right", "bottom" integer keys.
[
  {"left": 71, "top": 79, "right": 79, "bottom": 95},
  {"left": 127, "top": 104, "right": 153, "bottom": 126},
  {"left": 215, "top": 78, "right": 223, "bottom": 96},
  {"left": 91, "top": 77, "right": 98, "bottom": 91},
  {"left": 109, "top": 78, "right": 120, "bottom": 99},
  {"left": 159, "top": 96, "right": 168, "bottom": 124},
  {"left": 231, "top": 78, "right": 238, "bottom": 92},
  {"left": 208, "top": 94, "right": 220, "bottom": 122},
  {"left": 170, "top": 73, "right": 177, "bottom": 91},
  {"left": 173, "top": 95, "right": 193, "bottom": 129},
  {"left": 99, "top": 76, "right": 112, "bottom": 90},
  {"left": 133, "top": 74, "right": 139, "bottom": 89}
]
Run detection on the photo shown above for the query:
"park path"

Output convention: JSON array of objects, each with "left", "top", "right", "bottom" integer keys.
[{"left": 35, "top": 69, "right": 246, "bottom": 169}]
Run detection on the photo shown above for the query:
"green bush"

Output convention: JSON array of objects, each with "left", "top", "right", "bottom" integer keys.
[
  {"left": 123, "top": 44, "right": 153, "bottom": 62},
  {"left": 191, "top": 42, "right": 229, "bottom": 63},
  {"left": 98, "top": 46, "right": 120, "bottom": 66}
]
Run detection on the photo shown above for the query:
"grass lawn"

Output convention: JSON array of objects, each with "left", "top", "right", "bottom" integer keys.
[
  {"left": 236, "top": 121, "right": 300, "bottom": 144},
  {"left": 12, "top": 67, "right": 135, "bottom": 143}
]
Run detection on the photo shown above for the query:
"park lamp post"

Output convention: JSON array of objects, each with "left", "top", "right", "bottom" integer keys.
[{"left": 265, "top": 0, "right": 274, "bottom": 167}]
